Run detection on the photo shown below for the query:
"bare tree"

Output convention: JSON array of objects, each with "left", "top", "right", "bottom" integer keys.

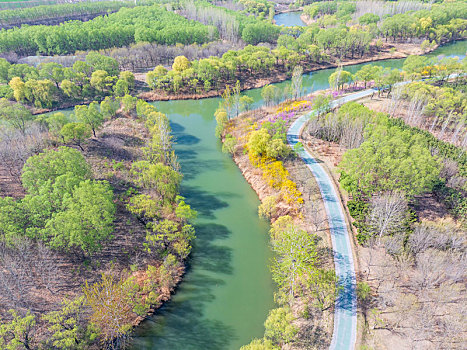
[{"left": 367, "top": 192, "right": 408, "bottom": 240}]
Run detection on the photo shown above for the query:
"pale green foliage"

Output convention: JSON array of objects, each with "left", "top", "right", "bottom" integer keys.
[
  {"left": 172, "top": 56, "right": 191, "bottom": 72},
  {"left": 240, "top": 338, "right": 278, "bottom": 350},
  {"left": 130, "top": 161, "right": 182, "bottom": 203},
  {"left": 45, "top": 180, "right": 116, "bottom": 254},
  {"left": 21, "top": 147, "right": 91, "bottom": 195},
  {"left": 248, "top": 128, "right": 271, "bottom": 156},
  {"left": 258, "top": 195, "right": 278, "bottom": 219},
  {"left": 175, "top": 196, "right": 197, "bottom": 222},
  {"left": 74, "top": 102, "right": 104, "bottom": 137},
  {"left": 127, "top": 194, "right": 161, "bottom": 220},
  {"left": 222, "top": 134, "right": 237, "bottom": 154},
  {"left": 215, "top": 106, "right": 228, "bottom": 138},
  {"left": 45, "top": 112, "right": 69, "bottom": 137},
  {"left": 339, "top": 125, "right": 441, "bottom": 197},
  {"left": 0, "top": 97, "right": 34, "bottom": 133},
  {"left": 329, "top": 68, "right": 353, "bottom": 90},
  {"left": 304, "top": 269, "right": 339, "bottom": 311},
  {"left": 264, "top": 307, "right": 297, "bottom": 345},
  {"left": 43, "top": 296, "right": 97, "bottom": 349},
  {"left": 0, "top": 309, "right": 36, "bottom": 350},
  {"left": 269, "top": 215, "right": 293, "bottom": 239},
  {"left": 271, "top": 222, "right": 318, "bottom": 299},
  {"left": 100, "top": 96, "right": 120, "bottom": 119},
  {"left": 60, "top": 122, "right": 92, "bottom": 150},
  {"left": 265, "top": 138, "right": 290, "bottom": 159}
]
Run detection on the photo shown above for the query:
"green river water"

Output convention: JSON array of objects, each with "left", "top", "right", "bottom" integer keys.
[{"left": 130, "top": 39, "right": 466, "bottom": 350}]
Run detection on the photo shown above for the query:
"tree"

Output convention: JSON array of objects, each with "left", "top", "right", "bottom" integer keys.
[
  {"left": 130, "top": 161, "right": 182, "bottom": 203},
  {"left": 312, "top": 93, "right": 331, "bottom": 116},
  {"left": 240, "top": 95, "right": 254, "bottom": 112},
  {"left": 367, "top": 192, "right": 408, "bottom": 239},
  {"left": 261, "top": 84, "right": 278, "bottom": 107},
  {"left": 172, "top": 56, "right": 191, "bottom": 72},
  {"left": 45, "top": 180, "right": 116, "bottom": 254},
  {"left": 113, "top": 79, "right": 129, "bottom": 97},
  {"left": 85, "top": 52, "right": 119, "bottom": 76},
  {"left": 9, "top": 77, "right": 26, "bottom": 103},
  {"left": 248, "top": 128, "right": 271, "bottom": 156},
  {"left": 60, "top": 122, "right": 92, "bottom": 151},
  {"left": 291, "top": 65, "right": 303, "bottom": 99},
  {"left": 83, "top": 274, "right": 135, "bottom": 348},
  {"left": 39, "top": 62, "right": 64, "bottom": 88},
  {"left": 61, "top": 79, "right": 80, "bottom": 100},
  {"left": 0, "top": 309, "right": 37, "bottom": 350},
  {"left": 90, "top": 70, "right": 115, "bottom": 95},
  {"left": 175, "top": 196, "right": 197, "bottom": 222},
  {"left": 329, "top": 68, "right": 353, "bottom": 91},
  {"left": 100, "top": 97, "right": 119, "bottom": 119},
  {"left": 271, "top": 222, "right": 317, "bottom": 300},
  {"left": 354, "top": 64, "right": 378, "bottom": 88},
  {"left": 0, "top": 98, "right": 34, "bottom": 133},
  {"left": 75, "top": 102, "right": 104, "bottom": 137},
  {"left": 305, "top": 269, "right": 339, "bottom": 311},
  {"left": 264, "top": 307, "right": 297, "bottom": 346},
  {"left": 222, "top": 134, "right": 237, "bottom": 154},
  {"left": 43, "top": 296, "right": 97, "bottom": 349},
  {"left": 21, "top": 147, "right": 90, "bottom": 195},
  {"left": 359, "top": 13, "right": 379, "bottom": 25},
  {"left": 240, "top": 338, "right": 278, "bottom": 350},
  {"left": 242, "top": 23, "right": 280, "bottom": 45},
  {"left": 339, "top": 124, "right": 441, "bottom": 197}
]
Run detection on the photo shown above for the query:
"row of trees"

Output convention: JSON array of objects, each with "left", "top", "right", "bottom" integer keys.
[
  {"left": 0, "top": 4, "right": 217, "bottom": 56},
  {"left": 0, "top": 0, "right": 133, "bottom": 27},
  {"left": 0, "top": 52, "right": 134, "bottom": 109}
]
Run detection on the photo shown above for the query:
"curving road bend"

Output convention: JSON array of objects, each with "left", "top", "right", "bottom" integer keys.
[{"left": 287, "top": 89, "right": 375, "bottom": 350}]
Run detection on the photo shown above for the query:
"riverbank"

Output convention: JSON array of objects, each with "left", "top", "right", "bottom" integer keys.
[
  {"left": 137, "top": 40, "right": 436, "bottom": 103},
  {"left": 220, "top": 99, "right": 336, "bottom": 349}
]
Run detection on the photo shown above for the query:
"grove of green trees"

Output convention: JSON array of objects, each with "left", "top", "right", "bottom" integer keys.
[{"left": 0, "top": 4, "right": 217, "bottom": 56}]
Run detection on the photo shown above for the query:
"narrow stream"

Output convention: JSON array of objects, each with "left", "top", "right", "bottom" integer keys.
[{"left": 131, "top": 39, "right": 466, "bottom": 350}]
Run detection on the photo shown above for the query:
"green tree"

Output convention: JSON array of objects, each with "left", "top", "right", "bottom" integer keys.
[
  {"left": 329, "top": 68, "right": 353, "bottom": 91},
  {"left": 75, "top": 102, "right": 104, "bottom": 137},
  {"left": 339, "top": 124, "right": 441, "bottom": 197},
  {"left": 60, "top": 122, "right": 92, "bottom": 151},
  {"left": 172, "top": 56, "right": 191, "bottom": 72},
  {"left": 271, "top": 223, "right": 318, "bottom": 299},
  {"left": 0, "top": 98, "right": 34, "bottom": 133},
  {"left": 0, "top": 310, "right": 37, "bottom": 350},
  {"left": 21, "top": 147, "right": 90, "bottom": 195},
  {"left": 264, "top": 307, "right": 297, "bottom": 346},
  {"left": 130, "top": 161, "right": 182, "bottom": 203},
  {"left": 85, "top": 52, "right": 119, "bottom": 76},
  {"left": 90, "top": 70, "right": 115, "bottom": 95},
  {"left": 100, "top": 96, "right": 119, "bottom": 119},
  {"left": 45, "top": 180, "right": 116, "bottom": 254},
  {"left": 240, "top": 338, "right": 278, "bottom": 350},
  {"left": 43, "top": 296, "right": 97, "bottom": 349},
  {"left": 305, "top": 269, "right": 339, "bottom": 311},
  {"left": 175, "top": 196, "right": 197, "bottom": 222}
]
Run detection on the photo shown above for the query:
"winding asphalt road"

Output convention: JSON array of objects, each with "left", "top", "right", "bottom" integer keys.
[{"left": 287, "top": 88, "right": 376, "bottom": 350}]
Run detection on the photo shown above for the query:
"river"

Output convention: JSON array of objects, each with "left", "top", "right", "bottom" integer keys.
[
  {"left": 130, "top": 39, "right": 466, "bottom": 349},
  {"left": 274, "top": 11, "right": 305, "bottom": 27}
]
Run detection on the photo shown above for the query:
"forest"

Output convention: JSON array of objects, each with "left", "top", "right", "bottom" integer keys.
[{"left": 0, "top": 0, "right": 466, "bottom": 349}]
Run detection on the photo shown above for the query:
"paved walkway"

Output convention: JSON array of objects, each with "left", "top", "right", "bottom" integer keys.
[{"left": 286, "top": 89, "right": 375, "bottom": 350}]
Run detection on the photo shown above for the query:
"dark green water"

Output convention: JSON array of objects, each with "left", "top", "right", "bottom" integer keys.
[{"left": 130, "top": 39, "right": 466, "bottom": 350}]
